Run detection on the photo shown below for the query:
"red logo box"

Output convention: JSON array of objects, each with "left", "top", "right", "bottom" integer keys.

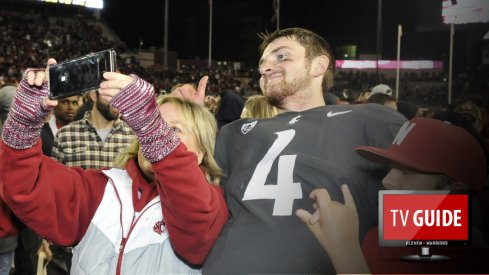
[{"left": 379, "top": 190, "right": 470, "bottom": 246}]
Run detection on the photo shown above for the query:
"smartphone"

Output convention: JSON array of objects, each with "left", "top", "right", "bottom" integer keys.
[{"left": 48, "top": 49, "right": 117, "bottom": 99}]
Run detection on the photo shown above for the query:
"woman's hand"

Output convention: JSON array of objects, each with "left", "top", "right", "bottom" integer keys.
[
  {"left": 1, "top": 58, "right": 58, "bottom": 149},
  {"left": 105, "top": 74, "right": 180, "bottom": 163},
  {"left": 28, "top": 58, "right": 58, "bottom": 108},
  {"left": 98, "top": 72, "right": 135, "bottom": 102}
]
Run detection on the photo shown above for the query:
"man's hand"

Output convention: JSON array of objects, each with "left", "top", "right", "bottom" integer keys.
[
  {"left": 38, "top": 239, "right": 53, "bottom": 262},
  {"left": 295, "top": 185, "right": 359, "bottom": 252},
  {"left": 171, "top": 75, "right": 208, "bottom": 105},
  {"left": 295, "top": 185, "right": 370, "bottom": 275}
]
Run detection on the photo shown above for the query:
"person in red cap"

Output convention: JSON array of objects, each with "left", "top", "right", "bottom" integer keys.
[{"left": 296, "top": 117, "right": 489, "bottom": 274}]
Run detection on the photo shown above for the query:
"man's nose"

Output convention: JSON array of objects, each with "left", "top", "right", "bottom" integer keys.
[
  {"left": 259, "top": 60, "right": 274, "bottom": 77},
  {"left": 382, "top": 169, "right": 400, "bottom": 190}
]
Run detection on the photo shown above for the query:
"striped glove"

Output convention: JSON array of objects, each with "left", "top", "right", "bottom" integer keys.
[
  {"left": 109, "top": 75, "right": 180, "bottom": 163},
  {"left": 2, "top": 69, "right": 53, "bottom": 149}
]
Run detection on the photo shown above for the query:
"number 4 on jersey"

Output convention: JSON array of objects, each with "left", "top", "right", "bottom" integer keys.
[{"left": 242, "top": 129, "right": 302, "bottom": 216}]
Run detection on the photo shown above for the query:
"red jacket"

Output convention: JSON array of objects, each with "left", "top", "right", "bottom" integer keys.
[
  {"left": 0, "top": 140, "right": 228, "bottom": 265},
  {"left": 0, "top": 200, "right": 17, "bottom": 237}
]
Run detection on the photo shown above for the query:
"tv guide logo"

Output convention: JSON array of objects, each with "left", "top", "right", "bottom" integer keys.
[{"left": 381, "top": 192, "right": 469, "bottom": 243}]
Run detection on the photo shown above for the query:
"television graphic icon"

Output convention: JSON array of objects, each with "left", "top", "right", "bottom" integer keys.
[{"left": 378, "top": 190, "right": 471, "bottom": 261}]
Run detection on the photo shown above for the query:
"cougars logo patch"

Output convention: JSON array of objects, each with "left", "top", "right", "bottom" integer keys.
[
  {"left": 153, "top": 220, "right": 166, "bottom": 235},
  {"left": 241, "top": 121, "right": 257, "bottom": 135}
]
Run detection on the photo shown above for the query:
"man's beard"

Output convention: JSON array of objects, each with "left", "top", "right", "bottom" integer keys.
[
  {"left": 263, "top": 68, "right": 312, "bottom": 108},
  {"left": 96, "top": 99, "right": 119, "bottom": 121}
]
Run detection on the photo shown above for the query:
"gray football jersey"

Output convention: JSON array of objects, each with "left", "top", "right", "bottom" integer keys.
[{"left": 204, "top": 104, "right": 406, "bottom": 274}]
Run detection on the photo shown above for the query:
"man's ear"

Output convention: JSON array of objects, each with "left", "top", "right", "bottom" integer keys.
[
  {"left": 311, "top": 55, "right": 329, "bottom": 77},
  {"left": 88, "top": 91, "right": 97, "bottom": 103}
]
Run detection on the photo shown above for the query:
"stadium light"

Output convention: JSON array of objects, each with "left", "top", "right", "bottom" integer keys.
[{"left": 39, "top": 0, "right": 104, "bottom": 9}]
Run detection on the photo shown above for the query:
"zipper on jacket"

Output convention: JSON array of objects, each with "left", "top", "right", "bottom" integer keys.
[
  {"left": 115, "top": 237, "right": 127, "bottom": 275},
  {"left": 119, "top": 238, "right": 127, "bottom": 253},
  {"left": 115, "top": 201, "right": 159, "bottom": 275}
]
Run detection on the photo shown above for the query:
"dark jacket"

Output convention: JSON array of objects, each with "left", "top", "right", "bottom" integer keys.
[
  {"left": 216, "top": 91, "right": 244, "bottom": 129},
  {"left": 0, "top": 236, "right": 17, "bottom": 254},
  {"left": 41, "top": 123, "right": 55, "bottom": 157}
]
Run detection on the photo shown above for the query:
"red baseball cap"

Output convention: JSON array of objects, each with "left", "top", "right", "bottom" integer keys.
[{"left": 355, "top": 118, "right": 486, "bottom": 195}]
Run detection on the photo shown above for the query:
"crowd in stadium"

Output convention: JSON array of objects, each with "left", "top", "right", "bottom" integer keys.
[{"left": 1, "top": 4, "right": 487, "bottom": 109}]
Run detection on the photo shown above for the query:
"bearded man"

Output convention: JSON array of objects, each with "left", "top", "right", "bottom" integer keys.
[
  {"left": 203, "top": 27, "right": 406, "bottom": 274},
  {"left": 52, "top": 90, "right": 135, "bottom": 169}
]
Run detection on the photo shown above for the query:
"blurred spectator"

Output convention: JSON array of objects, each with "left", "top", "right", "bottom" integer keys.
[
  {"left": 324, "top": 92, "right": 341, "bottom": 105},
  {"left": 370, "top": 84, "right": 392, "bottom": 96},
  {"left": 367, "top": 93, "right": 398, "bottom": 111},
  {"left": 204, "top": 95, "right": 219, "bottom": 114},
  {"left": 73, "top": 93, "right": 93, "bottom": 121},
  {"left": 453, "top": 101, "right": 489, "bottom": 169},
  {"left": 433, "top": 109, "right": 489, "bottom": 179},
  {"left": 240, "top": 95, "right": 277, "bottom": 119},
  {"left": 0, "top": 80, "right": 16, "bottom": 135},
  {"left": 432, "top": 110, "right": 480, "bottom": 140},
  {"left": 354, "top": 89, "right": 371, "bottom": 104},
  {"left": 455, "top": 100, "right": 483, "bottom": 133},
  {"left": 397, "top": 100, "right": 421, "bottom": 120},
  {"left": 215, "top": 90, "right": 244, "bottom": 129},
  {"left": 41, "top": 95, "right": 80, "bottom": 156}
]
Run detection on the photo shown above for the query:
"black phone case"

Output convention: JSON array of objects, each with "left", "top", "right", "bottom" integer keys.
[{"left": 48, "top": 49, "right": 117, "bottom": 99}]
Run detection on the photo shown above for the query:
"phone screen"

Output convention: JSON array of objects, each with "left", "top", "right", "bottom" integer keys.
[{"left": 48, "top": 49, "right": 116, "bottom": 99}]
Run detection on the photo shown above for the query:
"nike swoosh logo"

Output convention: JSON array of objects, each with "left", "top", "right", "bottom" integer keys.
[{"left": 326, "top": 110, "right": 353, "bottom": 117}]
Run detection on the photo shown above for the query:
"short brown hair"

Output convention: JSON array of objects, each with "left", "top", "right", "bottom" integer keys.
[{"left": 258, "top": 28, "right": 335, "bottom": 92}]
